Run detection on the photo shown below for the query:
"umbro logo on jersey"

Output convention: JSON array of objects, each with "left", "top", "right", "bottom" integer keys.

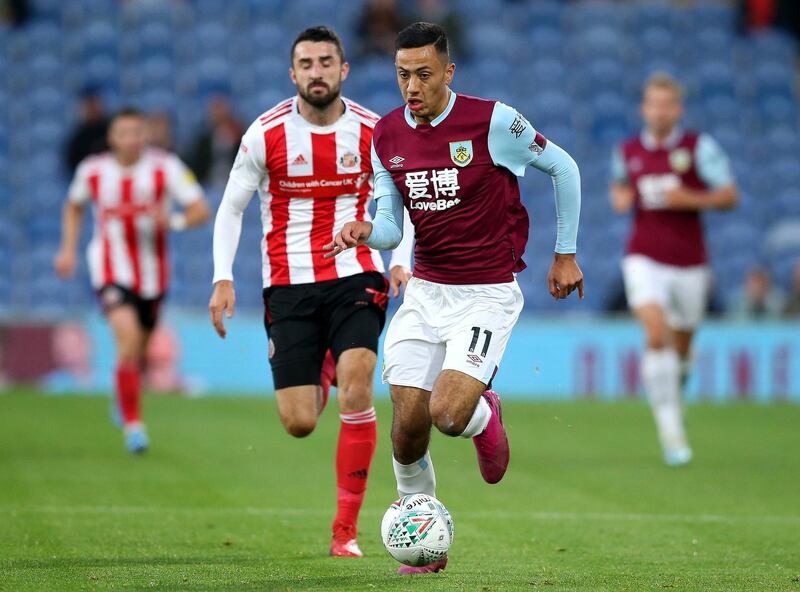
[
  {"left": 389, "top": 155, "right": 405, "bottom": 168},
  {"left": 291, "top": 154, "right": 308, "bottom": 166}
]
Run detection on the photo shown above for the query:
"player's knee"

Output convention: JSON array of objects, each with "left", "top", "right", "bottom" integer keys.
[
  {"left": 337, "top": 380, "right": 373, "bottom": 413},
  {"left": 282, "top": 416, "right": 317, "bottom": 438},
  {"left": 646, "top": 331, "right": 669, "bottom": 350},
  {"left": 429, "top": 398, "right": 468, "bottom": 437}
]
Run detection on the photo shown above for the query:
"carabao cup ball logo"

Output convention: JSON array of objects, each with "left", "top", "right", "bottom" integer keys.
[{"left": 381, "top": 494, "right": 454, "bottom": 566}]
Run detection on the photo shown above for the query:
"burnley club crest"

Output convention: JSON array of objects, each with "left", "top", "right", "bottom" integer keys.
[{"left": 449, "top": 140, "right": 473, "bottom": 167}]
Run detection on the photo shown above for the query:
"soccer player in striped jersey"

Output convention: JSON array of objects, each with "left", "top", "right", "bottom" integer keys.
[
  {"left": 209, "top": 26, "right": 413, "bottom": 558},
  {"left": 55, "top": 108, "right": 211, "bottom": 453},
  {"left": 610, "top": 74, "right": 737, "bottom": 466}
]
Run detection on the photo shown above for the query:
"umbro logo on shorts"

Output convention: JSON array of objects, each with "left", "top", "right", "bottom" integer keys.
[{"left": 466, "top": 354, "right": 483, "bottom": 368}]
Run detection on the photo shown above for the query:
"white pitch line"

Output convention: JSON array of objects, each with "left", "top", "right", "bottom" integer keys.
[{"left": 2, "top": 506, "right": 799, "bottom": 525}]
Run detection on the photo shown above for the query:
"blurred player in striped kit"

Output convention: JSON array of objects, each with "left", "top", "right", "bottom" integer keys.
[
  {"left": 610, "top": 74, "right": 738, "bottom": 466},
  {"left": 209, "top": 27, "right": 413, "bottom": 557},
  {"left": 55, "top": 108, "right": 211, "bottom": 453}
]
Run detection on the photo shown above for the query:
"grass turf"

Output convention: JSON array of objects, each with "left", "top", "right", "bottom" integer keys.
[{"left": 0, "top": 391, "right": 798, "bottom": 591}]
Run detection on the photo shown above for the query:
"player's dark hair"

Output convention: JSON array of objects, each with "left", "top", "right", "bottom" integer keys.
[
  {"left": 110, "top": 107, "right": 144, "bottom": 124},
  {"left": 395, "top": 22, "right": 449, "bottom": 56},
  {"left": 291, "top": 26, "right": 345, "bottom": 63}
]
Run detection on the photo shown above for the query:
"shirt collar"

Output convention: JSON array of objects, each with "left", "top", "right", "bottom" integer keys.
[
  {"left": 291, "top": 95, "right": 349, "bottom": 132},
  {"left": 403, "top": 90, "right": 457, "bottom": 129},
  {"left": 641, "top": 127, "right": 684, "bottom": 150}
]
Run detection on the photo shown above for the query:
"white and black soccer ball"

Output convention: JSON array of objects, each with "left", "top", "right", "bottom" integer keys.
[{"left": 380, "top": 493, "right": 454, "bottom": 566}]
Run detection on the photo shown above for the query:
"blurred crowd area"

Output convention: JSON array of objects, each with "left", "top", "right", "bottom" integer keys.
[{"left": 0, "top": 0, "right": 799, "bottom": 320}]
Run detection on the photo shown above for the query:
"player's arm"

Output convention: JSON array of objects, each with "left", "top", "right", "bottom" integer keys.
[
  {"left": 163, "top": 155, "right": 211, "bottom": 230},
  {"left": 209, "top": 128, "right": 263, "bottom": 338},
  {"left": 388, "top": 209, "right": 414, "bottom": 297},
  {"left": 325, "top": 141, "right": 404, "bottom": 257},
  {"left": 54, "top": 162, "right": 90, "bottom": 279},
  {"left": 609, "top": 145, "right": 635, "bottom": 214},
  {"left": 488, "top": 102, "right": 583, "bottom": 300},
  {"left": 665, "top": 134, "right": 738, "bottom": 211}
]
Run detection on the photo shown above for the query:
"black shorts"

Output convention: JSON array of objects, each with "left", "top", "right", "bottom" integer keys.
[
  {"left": 263, "top": 271, "right": 389, "bottom": 390},
  {"left": 97, "top": 284, "right": 163, "bottom": 331}
]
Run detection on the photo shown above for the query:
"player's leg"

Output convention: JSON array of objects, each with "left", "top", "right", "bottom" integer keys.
[
  {"left": 106, "top": 302, "right": 149, "bottom": 453},
  {"left": 430, "top": 281, "right": 524, "bottom": 484},
  {"left": 623, "top": 256, "right": 687, "bottom": 465},
  {"left": 327, "top": 347, "right": 378, "bottom": 556},
  {"left": 382, "top": 279, "right": 445, "bottom": 498},
  {"left": 668, "top": 264, "right": 710, "bottom": 390},
  {"left": 263, "top": 287, "right": 327, "bottom": 437},
  {"left": 323, "top": 272, "right": 387, "bottom": 556},
  {"left": 672, "top": 329, "right": 695, "bottom": 388},
  {"left": 390, "top": 384, "right": 448, "bottom": 575},
  {"left": 660, "top": 264, "right": 710, "bottom": 464},
  {"left": 391, "top": 384, "right": 436, "bottom": 495}
]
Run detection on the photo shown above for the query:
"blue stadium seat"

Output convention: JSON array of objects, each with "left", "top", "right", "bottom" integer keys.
[
  {"left": 691, "top": 2, "right": 736, "bottom": 31},
  {"left": 638, "top": 26, "right": 674, "bottom": 56},
  {"left": 749, "top": 31, "right": 798, "bottom": 63}
]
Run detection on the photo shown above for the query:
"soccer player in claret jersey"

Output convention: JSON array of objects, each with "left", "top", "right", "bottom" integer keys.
[
  {"left": 209, "top": 27, "right": 413, "bottom": 558},
  {"left": 610, "top": 73, "right": 737, "bottom": 466},
  {"left": 54, "top": 108, "right": 211, "bottom": 453},
  {"left": 326, "top": 22, "right": 583, "bottom": 574}
]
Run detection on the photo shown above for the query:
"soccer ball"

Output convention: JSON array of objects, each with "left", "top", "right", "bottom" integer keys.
[{"left": 380, "top": 493, "right": 454, "bottom": 566}]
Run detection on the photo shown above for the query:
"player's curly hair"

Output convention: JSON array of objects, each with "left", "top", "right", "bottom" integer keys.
[
  {"left": 291, "top": 26, "right": 345, "bottom": 63},
  {"left": 395, "top": 22, "right": 449, "bottom": 56}
]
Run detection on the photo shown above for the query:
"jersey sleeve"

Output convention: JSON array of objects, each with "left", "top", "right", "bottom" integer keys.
[
  {"left": 610, "top": 145, "right": 629, "bottom": 184},
  {"left": 371, "top": 140, "right": 403, "bottom": 202},
  {"left": 66, "top": 160, "right": 92, "bottom": 205},
  {"left": 695, "top": 133, "right": 734, "bottom": 189},
  {"left": 487, "top": 102, "right": 544, "bottom": 176},
  {"left": 229, "top": 121, "right": 267, "bottom": 192},
  {"left": 165, "top": 154, "right": 204, "bottom": 206},
  {"left": 365, "top": 140, "right": 404, "bottom": 251}
]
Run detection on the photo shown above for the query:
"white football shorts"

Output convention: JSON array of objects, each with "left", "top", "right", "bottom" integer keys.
[
  {"left": 382, "top": 276, "right": 524, "bottom": 392},
  {"left": 621, "top": 254, "right": 711, "bottom": 330}
]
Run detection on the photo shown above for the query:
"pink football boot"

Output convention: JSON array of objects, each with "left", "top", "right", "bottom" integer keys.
[{"left": 472, "top": 390, "right": 510, "bottom": 484}]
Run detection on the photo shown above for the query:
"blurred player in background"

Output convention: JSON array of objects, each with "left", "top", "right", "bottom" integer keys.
[
  {"left": 209, "top": 26, "right": 413, "bottom": 558},
  {"left": 610, "top": 74, "right": 738, "bottom": 466},
  {"left": 55, "top": 108, "right": 210, "bottom": 453},
  {"left": 326, "top": 22, "right": 583, "bottom": 574}
]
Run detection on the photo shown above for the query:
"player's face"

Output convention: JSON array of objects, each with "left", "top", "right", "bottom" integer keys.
[
  {"left": 641, "top": 86, "right": 683, "bottom": 138},
  {"left": 108, "top": 115, "right": 146, "bottom": 163},
  {"left": 396, "top": 45, "right": 455, "bottom": 122},
  {"left": 291, "top": 41, "right": 349, "bottom": 109}
]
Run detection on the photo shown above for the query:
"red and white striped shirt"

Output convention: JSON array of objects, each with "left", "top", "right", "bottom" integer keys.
[
  {"left": 68, "top": 149, "right": 203, "bottom": 299},
  {"left": 227, "top": 96, "right": 387, "bottom": 287}
]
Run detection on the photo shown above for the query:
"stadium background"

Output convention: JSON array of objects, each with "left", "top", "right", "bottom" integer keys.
[{"left": 1, "top": 0, "right": 798, "bottom": 399}]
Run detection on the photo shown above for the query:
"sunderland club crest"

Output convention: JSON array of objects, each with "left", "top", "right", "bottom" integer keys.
[{"left": 449, "top": 140, "right": 473, "bottom": 167}]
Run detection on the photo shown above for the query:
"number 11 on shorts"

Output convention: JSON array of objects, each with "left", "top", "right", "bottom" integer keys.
[{"left": 469, "top": 327, "right": 493, "bottom": 358}]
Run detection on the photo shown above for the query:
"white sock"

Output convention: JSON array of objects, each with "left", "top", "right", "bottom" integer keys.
[
  {"left": 393, "top": 450, "right": 436, "bottom": 497},
  {"left": 641, "top": 348, "right": 688, "bottom": 451},
  {"left": 460, "top": 396, "right": 491, "bottom": 438}
]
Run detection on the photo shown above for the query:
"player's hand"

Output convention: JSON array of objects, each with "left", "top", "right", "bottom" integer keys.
[
  {"left": 664, "top": 186, "right": 700, "bottom": 209},
  {"left": 323, "top": 221, "right": 373, "bottom": 258},
  {"left": 54, "top": 249, "right": 77, "bottom": 279},
  {"left": 389, "top": 265, "right": 412, "bottom": 297},
  {"left": 209, "top": 280, "right": 235, "bottom": 339},
  {"left": 547, "top": 253, "right": 584, "bottom": 300}
]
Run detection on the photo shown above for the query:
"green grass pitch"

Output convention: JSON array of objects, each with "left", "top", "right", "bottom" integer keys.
[{"left": 1, "top": 390, "right": 799, "bottom": 591}]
